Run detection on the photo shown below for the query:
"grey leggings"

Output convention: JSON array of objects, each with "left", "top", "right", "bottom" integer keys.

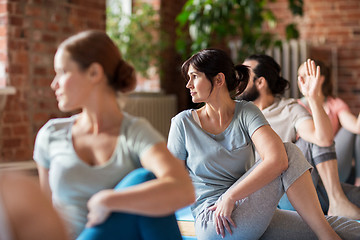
[
  {"left": 335, "top": 127, "right": 360, "bottom": 182},
  {"left": 194, "top": 143, "right": 360, "bottom": 240}
]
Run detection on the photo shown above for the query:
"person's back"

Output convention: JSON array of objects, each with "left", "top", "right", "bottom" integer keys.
[{"left": 260, "top": 97, "right": 311, "bottom": 143}]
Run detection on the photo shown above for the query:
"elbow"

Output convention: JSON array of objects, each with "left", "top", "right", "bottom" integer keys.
[
  {"left": 269, "top": 155, "right": 288, "bottom": 175},
  {"left": 313, "top": 133, "right": 334, "bottom": 147},
  {"left": 315, "top": 138, "right": 333, "bottom": 147},
  {"left": 171, "top": 176, "right": 195, "bottom": 209},
  {"left": 183, "top": 180, "right": 196, "bottom": 206},
  {"left": 279, "top": 156, "right": 289, "bottom": 173}
]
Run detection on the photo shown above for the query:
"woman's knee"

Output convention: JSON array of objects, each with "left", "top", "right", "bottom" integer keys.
[{"left": 115, "top": 168, "right": 156, "bottom": 189}]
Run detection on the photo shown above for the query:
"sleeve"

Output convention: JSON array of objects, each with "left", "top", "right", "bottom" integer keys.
[
  {"left": 127, "top": 118, "right": 165, "bottom": 158},
  {"left": 33, "top": 122, "right": 52, "bottom": 169},
  {"left": 167, "top": 115, "right": 187, "bottom": 161},
  {"left": 242, "top": 102, "right": 269, "bottom": 137},
  {"left": 289, "top": 101, "right": 312, "bottom": 130}
]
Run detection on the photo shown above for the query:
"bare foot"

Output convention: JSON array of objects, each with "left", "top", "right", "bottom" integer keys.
[{"left": 328, "top": 198, "right": 360, "bottom": 219}]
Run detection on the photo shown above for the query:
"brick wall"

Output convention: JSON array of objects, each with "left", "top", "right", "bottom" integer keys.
[
  {"left": 0, "top": 0, "right": 106, "bottom": 162},
  {"left": 268, "top": 0, "right": 360, "bottom": 114}
]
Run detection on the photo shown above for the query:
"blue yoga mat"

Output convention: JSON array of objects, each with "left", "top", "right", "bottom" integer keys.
[{"left": 175, "top": 205, "right": 194, "bottom": 221}]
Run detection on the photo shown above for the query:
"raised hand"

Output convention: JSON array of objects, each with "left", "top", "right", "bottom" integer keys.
[{"left": 298, "top": 59, "right": 324, "bottom": 102}]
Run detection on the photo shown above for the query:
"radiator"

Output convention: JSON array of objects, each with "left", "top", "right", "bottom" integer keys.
[
  {"left": 266, "top": 40, "right": 338, "bottom": 98},
  {"left": 265, "top": 40, "right": 309, "bottom": 98},
  {"left": 122, "top": 92, "right": 177, "bottom": 139}
]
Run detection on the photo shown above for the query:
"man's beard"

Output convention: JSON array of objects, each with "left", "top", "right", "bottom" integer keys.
[{"left": 238, "top": 83, "right": 259, "bottom": 102}]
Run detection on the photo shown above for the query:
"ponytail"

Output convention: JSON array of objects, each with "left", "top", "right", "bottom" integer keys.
[{"left": 231, "top": 64, "right": 249, "bottom": 98}]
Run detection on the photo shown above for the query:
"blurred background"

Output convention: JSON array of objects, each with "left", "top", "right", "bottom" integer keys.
[{"left": 0, "top": 0, "right": 359, "bottom": 168}]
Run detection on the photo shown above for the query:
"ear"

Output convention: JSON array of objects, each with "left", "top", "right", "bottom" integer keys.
[
  {"left": 87, "top": 62, "right": 104, "bottom": 84},
  {"left": 255, "top": 76, "right": 267, "bottom": 90},
  {"left": 214, "top": 72, "right": 225, "bottom": 86}
]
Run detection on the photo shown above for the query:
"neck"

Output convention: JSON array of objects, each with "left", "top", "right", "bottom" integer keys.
[
  {"left": 201, "top": 93, "right": 235, "bottom": 123},
  {"left": 253, "top": 93, "right": 275, "bottom": 110},
  {"left": 77, "top": 91, "right": 123, "bottom": 134}
]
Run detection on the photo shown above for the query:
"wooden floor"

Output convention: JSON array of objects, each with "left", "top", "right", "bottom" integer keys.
[{"left": 178, "top": 220, "right": 196, "bottom": 237}]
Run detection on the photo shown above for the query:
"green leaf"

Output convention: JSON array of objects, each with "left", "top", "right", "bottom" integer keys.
[{"left": 286, "top": 23, "right": 300, "bottom": 40}]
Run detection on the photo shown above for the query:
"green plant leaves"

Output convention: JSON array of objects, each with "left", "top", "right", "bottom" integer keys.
[
  {"left": 106, "top": 1, "right": 165, "bottom": 78},
  {"left": 176, "top": 0, "right": 303, "bottom": 61}
]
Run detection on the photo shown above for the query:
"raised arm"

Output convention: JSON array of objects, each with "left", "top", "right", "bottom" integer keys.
[
  {"left": 338, "top": 111, "right": 360, "bottom": 134},
  {"left": 297, "top": 59, "right": 333, "bottom": 146}
]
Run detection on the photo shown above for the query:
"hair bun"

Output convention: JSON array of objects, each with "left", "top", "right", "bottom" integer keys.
[{"left": 111, "top": 59, "right": 136, "bottom": 93}]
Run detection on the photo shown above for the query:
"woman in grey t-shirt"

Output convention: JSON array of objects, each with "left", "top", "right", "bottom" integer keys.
[
  {"left": 167, "top": 49, "right": 357, "bottom": 239},
  {"left": 33, "top": 30, "right": 195, "bottom": 240}
]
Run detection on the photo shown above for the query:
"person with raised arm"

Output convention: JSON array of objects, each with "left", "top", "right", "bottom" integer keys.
[
  {"left": 297, "top": 60, "right": 360, "bottom": 186},
  {"left": 240, "top": 54, "right": 360, "bottom": 220}
]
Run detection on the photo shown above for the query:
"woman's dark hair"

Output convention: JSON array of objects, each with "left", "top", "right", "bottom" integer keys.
[
  {"left": 58, "top": 30, "right": 136, "bottom": 93},
  {"left": 313, "top": 60, "right": 333, "bottom": 97},
  {"left": 181, "top": 49, "right": 249, "bottom": 99},
  {"left": 245, "top": 54, "right": 289, "bottom": 95}
]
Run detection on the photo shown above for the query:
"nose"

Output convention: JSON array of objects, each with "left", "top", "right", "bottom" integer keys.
[
  {"left": 51, "top": 75, "right": 59, "bottom": 90},
  {"left": 186, "top": 79, "right": 192, "bottom": 89}
]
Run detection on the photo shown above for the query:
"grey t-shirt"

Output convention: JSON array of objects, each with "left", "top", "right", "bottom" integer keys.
[
  {"left": 167, "top": 100, "right": 268, "bottom": 217},
  {"left": 33, "top": 112, "right": 164, "bottom": 238},
  {"left": 261, "top": 97, "right": 312, "bottom": 143}
]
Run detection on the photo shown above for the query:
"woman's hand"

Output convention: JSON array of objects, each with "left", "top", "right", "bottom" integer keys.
[
  {"left": 298, "top": 59, "right": 324, "bottom": 103},
  {"left": 208, "top": 195, "right": 237, "bottom": 238},
  {"left": 85, "top": 189, "right": 113, "bottom": 228}
]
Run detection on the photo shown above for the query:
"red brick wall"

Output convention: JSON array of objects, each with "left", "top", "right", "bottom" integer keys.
[
  {"left": 1, "top": 0, "right": 106, "bottom": 162},
  {"left": 268, "top": 0, "right": 360, "bottom": 114}
]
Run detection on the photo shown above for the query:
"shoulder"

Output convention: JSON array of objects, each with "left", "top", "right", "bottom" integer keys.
[
  {"left": 236, "top": 100, "right": 261, "bottom": 113},
  {"left": 39, "top": 116, "right": 76, "bottom": 134},
  {"left": 234, "top": 100, "right": 263, "bottom": 119},
  {"left": 122, "top": 112, "right": 159, "bottom": 133},
  {"left": 235, "top": 100, "right": 268, "bottom": 126},
  {"left": 171, "top": 109, "right": 192, "bottom": 125},
  {"left": 36, "top": 116, "right": 76, "bottom": 141},
  {"left": 278, "top": 97, "right": 299, "bottom": 107},
  {"left": 327, "top": 97, "right": 350, "bottom": 112},
  {"left": 278, "top": 98, "right": 306, "bottom": 112},
  {"left": 328, "top": 97, "right": 348, "bottom": 106},
  {"left": 122, "top": 112, "right": 165, "bottom": 141}
]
